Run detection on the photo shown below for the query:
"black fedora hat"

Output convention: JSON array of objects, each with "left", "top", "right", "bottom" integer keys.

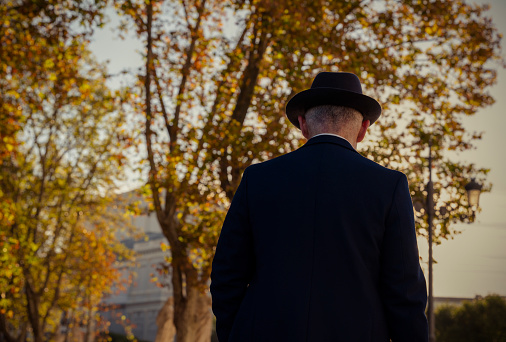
[{"left": 285, "top": 72, "right": 382, "bottom": 129}]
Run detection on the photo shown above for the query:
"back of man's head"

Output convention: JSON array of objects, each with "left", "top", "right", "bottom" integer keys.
[{"left": 305, "top": 105, "right": 363, "bottom": 138}]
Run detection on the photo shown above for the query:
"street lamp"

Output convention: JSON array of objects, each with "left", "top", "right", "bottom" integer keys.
[
  {"left": 425, "top": 141, "right": 482, "bottom": 342},
  {"left": 465, "top": 178, "right": 483, "bottom": 220}
]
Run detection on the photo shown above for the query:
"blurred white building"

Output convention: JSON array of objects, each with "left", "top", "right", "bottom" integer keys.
[{"left": 102, "top": 212, "right": 171, "bottom": 341}]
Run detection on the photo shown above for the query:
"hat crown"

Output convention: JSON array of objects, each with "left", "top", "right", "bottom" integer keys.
[
  {"left": 285, "top": 71, "right": 381, "bottom": 129},
  {"left": 311, "top": 72, "right": 363, "bottom": 94}
]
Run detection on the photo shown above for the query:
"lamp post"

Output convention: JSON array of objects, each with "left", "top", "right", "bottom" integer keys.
[
  {"left": 425, "top": 140, "right": 482, "bottom": 342},
  {"left": 427, "top": 139, "right": 436, "bottom": 342}
]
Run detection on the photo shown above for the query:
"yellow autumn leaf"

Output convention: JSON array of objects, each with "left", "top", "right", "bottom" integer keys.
[
  {"left": 6, "top": 90, "right": 20, "bottom": 99},
  {"left": 44, "top": 59, "right": 54, "bottom": 68}
]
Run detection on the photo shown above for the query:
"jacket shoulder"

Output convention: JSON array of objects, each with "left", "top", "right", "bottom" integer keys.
[
  {"left": 244, "top": 145, "right": 407, "bottom": 187},
  {"left": 243, "top": 148, "right": 302, "bottom": 175},
  {"left": 355, "top": 154, "right": 406, "bottom": 181}
]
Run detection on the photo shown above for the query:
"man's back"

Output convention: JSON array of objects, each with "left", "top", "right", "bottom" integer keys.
[{"left": 211, "top": 135, "right": 428, "bottom": 341}]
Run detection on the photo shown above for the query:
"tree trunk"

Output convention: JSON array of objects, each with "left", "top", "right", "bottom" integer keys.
[
  {"left": 155, "top": 297, "right": 176, "bottom": 342},
  {"left": 174, "top": 287, "right": 212, "bottom": 342},
  {"left": 143, "top": 2, "right": 212, "bottom": 341},
  {"left": 25, "top": 281, "right": 43, "bottom": 342},
  {"left": 155, "top": 288, "right": 211, "bottom": 342}
]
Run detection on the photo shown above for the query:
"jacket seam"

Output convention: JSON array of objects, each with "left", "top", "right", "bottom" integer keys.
[
  {"left": 305, "top": 146, "right": 325, "bottom": 342},
  {"left": 385, "top": 174, "right": 407, "bottom": 283}
]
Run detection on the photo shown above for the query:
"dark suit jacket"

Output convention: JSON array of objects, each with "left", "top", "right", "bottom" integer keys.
[{"left": 210, "top": 135, "right": 428, "bottom": 342}]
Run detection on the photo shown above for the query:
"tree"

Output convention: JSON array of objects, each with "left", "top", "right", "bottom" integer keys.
[
  {"left": 0, "top": 1, "right": 136, "bottom": 340},
  {"left": 435, "top": 295, "right": 506, "bottom": 342},
  {"left": 114, "top": 0, "right": 503, "bottom": 340}
]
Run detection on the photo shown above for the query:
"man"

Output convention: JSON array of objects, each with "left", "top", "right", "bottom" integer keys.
[{"left": 210, "top": 72, "right": 428, "bottom": 341}]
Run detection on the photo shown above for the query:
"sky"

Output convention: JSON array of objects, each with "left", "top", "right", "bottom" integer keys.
[{"left": 89, "top": 0, "right": 506, "bottom": 298}]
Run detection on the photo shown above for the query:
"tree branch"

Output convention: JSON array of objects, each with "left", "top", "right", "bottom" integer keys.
[
  {"left": 152, "top": 67, "right": 173, "bottom": 151},
  {"left": 144, "top": 0, "right": 164, "bottom": 224},
  {"left": 169, "top": 0, "right": 207, "bottom": 147},
  {"left": 41, "top": 227, "right": 75, "bottom": 333}
]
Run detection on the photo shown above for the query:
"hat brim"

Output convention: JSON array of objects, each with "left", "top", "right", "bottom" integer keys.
[{"left": 285, "top": 88, "right": 382, "bottom": 129}]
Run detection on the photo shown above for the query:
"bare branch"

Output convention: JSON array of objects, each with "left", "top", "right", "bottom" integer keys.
[
  {"left": 152, "top": 67, "right": 173, "bottom": 149},
  {"left": 170, "top": 0, "right": 208, "bottom": 146},
  {"left": 181, "top": 0, "right": 191, "bottom": 32},
  {"left": 144, "top": 0, "right": 164, "bottom": 220},
  {"left": 41, "top": 228, "right": 75, "bottom": 332}
]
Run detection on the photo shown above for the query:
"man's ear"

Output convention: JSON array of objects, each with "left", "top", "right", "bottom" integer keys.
[
  {"left": 357, "top": 119, "right": 370, "bottom": 143},
  {"left": 298, "top": 115, "right": 310, "bottom": 139}
]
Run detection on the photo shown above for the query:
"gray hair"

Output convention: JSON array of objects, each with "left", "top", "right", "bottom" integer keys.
[{"left": 305, "top": 105, "right": 363, "bottom": 133}]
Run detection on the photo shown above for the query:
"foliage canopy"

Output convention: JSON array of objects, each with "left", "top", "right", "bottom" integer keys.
[
  {"left": 436, "top": 295, "right": 506, "bottom": 342},
  {"left": 0, "top": 1, "right": 136, "bottom": 340}
]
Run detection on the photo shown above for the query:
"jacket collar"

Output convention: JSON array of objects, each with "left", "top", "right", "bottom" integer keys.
[{"left": 302, "top": 134, "right": 360, "bottom": 155}]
